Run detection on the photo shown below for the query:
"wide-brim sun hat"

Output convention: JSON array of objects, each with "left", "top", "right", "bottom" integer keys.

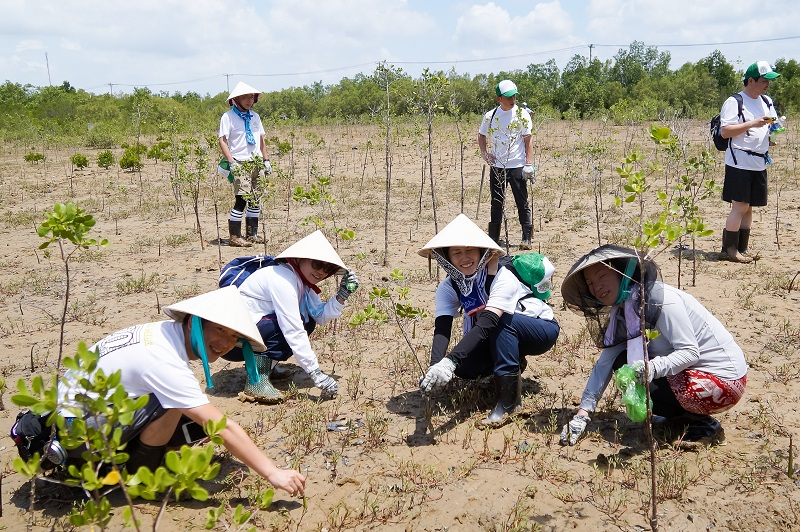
[
  {"left": 227, "top": 81, "right": 262, "bottom": 105},
  {"left": 275, "top": 230, "right": 347, "bottom": 275},
  {"left": 560, "top": 244, "right": 642, "bottom": 310},
  {"left": 418, "top": 214, "right": 505, "bottom": 259},
  {"left": 163, "top": 286, "right": 267, "bottom": 352},
  {"left": 743, "top": 61, "right": 780, "bottom": 82}
]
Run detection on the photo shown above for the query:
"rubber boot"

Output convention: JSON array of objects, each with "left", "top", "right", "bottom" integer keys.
[
  {"left": 228, "top": 220, "right": 252, "bottom": 248},
  {"left": 719, "top": 229, "right": 751, "bottom": 263},
  {"left": 245, "top": 217, "right": 265, "bottom": 244},
  {"left": 240, "top": 356, "right": 283, "bottom": 404},
  {"left": 520, "top": 224, "right": 532, "bottom": 250},
  {"left": 676, "top": 414, "right": 725, "bottom": 449},
  {"left": 480, "top": 373, "right": 521, "bottom": 427},
  {"left": 126, "top": 440, "right": 166, "bottom": 472},
  {"left": 737, "top": 228, "right": 751, "bottom": 255},
  {"left": 488, "top": 222, "right": 502, "bottom": 245}
]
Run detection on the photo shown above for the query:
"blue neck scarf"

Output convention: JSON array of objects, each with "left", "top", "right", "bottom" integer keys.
[
  {"left": 190, "top": 316, "right": 260, "bottom": 388},
  {"left": 232, "top": 105, "right": 256, "bottom": 145}
]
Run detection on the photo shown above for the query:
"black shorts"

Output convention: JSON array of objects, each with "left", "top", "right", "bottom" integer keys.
[{"left": 722, "top": 165, "right": 768, "bottom": 207}]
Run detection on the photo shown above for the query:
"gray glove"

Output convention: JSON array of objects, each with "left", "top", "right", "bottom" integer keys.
[
  {"left": 522, "top": 164, "right": 536, "bottom": 183},
  {"left": 630, "top": 360, "right": 654, "bottom": 385},
  {"left": 309, "top": 369, "right": 338, "bottom": 399},
  {"left": 263, "top": 159, "right": 273, "bottom": 175},
  {"left": 559, "top": 413, "right": 590, "bottom": 446},
  {"left": 420, "top": 358, "right": 456, "bottom": 394},
  {"left": 336, "top": 270, "right": 359, "bottom": 301}
]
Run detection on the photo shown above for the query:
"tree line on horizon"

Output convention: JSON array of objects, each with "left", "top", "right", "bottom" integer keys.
[{"left": 1, "top": 41, "right": 798, "bottom": 148}]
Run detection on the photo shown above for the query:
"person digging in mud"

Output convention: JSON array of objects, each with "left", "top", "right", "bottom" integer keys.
[
  {"left": 50, "top": 287, "right": 306, "bottom": 496},
  {"left": 559, "top": 245, "right": 748, "bottom": 449},
  {"left": 418, "top": 214, "right": 560, "bottom": 426},
  {"left": 223, "top": 230, "right": 359, "bottom": 403},
  {"left": 218, "top": 81, "right": 272, "bottom": 247}
]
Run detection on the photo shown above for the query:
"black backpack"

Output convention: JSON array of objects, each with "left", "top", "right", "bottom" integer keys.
[{"left": 710, "top": 93, "right": 773, "bottom": 163}]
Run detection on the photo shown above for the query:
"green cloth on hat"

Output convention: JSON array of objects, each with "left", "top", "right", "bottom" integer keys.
[{"left": 743, "top": 61, "right": 780, "bottom": 81}]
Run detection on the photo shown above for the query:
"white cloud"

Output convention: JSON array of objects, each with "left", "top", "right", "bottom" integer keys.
[{"left": 16, "top": 39, "right": 45, "bottom": 52}]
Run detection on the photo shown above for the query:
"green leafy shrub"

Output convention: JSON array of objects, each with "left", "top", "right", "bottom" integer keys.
[
  {"left": 147, "top": 140, "right": 173, "bottom": 162},
  {"left": 24, "top": 152, "right": 45, "bottom": 164},
  {"left": 96, "top": 150, "right": 115, "bottom": 169},
  {"left": 119, "top": 144, "right": 147, "bottom": 171},
  {"left": 70, "top": 153, "right": 89, "bottom": 169}
]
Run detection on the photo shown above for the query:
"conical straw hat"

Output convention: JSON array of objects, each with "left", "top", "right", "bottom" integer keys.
[
  {"left": 418, "top": 214, "right": 505, "bottom": 259},
  {"left": 275, "top": 230, "right": 347, "bottom": 274},
  {"left": 163, "top": 286, "right": 266, "bottom": 352},
  {"left": 227, "top": 82, "right": 262, "bottom": 105},
  {"left": 560, "top": 245, "right": 641, "bottom": 309}
]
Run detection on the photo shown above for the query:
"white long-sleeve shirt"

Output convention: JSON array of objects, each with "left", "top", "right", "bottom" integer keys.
[
  {"left": 238, "top": 262, "right": 344, "bottom": 374},
  {"left": 579, "top": 283, "right": 747, "bottom": 412}
]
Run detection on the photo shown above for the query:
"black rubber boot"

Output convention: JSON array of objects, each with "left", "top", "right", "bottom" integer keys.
[
  {"left": 488, "top": 223, "right": 502, "bottom": 244},
  {"left": 480, "top": 373, "right": 521, "bottom": 427},
  {"left": 126, "top": 440, "right": 166, "bottom": 472},
  {"left": 245, "top": 217, "right": 265, "bottom": 244},
  {"left": 228, "top": 220, "right": 252, "bottom": 248},
  {"left": 719, "top": 229, "right": 750, "bottom": 263},
  {"left": 520, "top": 224, "right": 532, "bottom": 250},
  {"left": 738, "top": 228, "right": 751, "bottom": 255}
]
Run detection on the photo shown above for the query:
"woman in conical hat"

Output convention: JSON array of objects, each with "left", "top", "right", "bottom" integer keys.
[
  {"left": 219, "top": 81, "right": 271, "bottom": 247},
  {"left": 418, "top": 214, "right": 560, "bottom": 426},
  {"left": 558, "top": 245, "right": 748, "bottom": 448},
  {"left": 223, "top": 230, "right": 359, "bottom": 403},
  {"left": 52, "top": 287, "right": 305, "bottom": 496}
]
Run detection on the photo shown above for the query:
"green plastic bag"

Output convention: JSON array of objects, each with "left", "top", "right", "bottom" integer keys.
[
  {"left": 218, "top": 158, "right": 235, "bottom": 184},
  {"left": 614, "top": 364, "right": 652, "bottom": 422}
]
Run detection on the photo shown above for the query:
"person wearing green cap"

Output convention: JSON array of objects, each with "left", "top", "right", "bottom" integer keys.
[
  {"left": 478, "top": 79, "right": 536, "bottom": 250},
  {"left": 718, "top": 61, "right": 780, "bottom": 263},
  {"left": 51, "top": 287, "right": 306, "bottom": 497},
  {"left": 417, "top": 215, "right": 560, "bottom": 426}
]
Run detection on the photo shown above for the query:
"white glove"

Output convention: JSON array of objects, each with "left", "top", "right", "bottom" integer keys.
[
  {"left": 522, "top": 164, "right": 536, "bottom": 183},
  {"left": 630, "top": 360, "right": 654, "bottom": 385},
  {"left": 309, "top": 369, "right": 338, "bottom": 399},
  {"left": 559, "top": 413, "right": 590, "bottom": 446},
  {"left": 263, "top": 160, "right": 273, "bottom": 175},
  {"left": 419, "top": 358, "right": 456, "bottom": 394}
]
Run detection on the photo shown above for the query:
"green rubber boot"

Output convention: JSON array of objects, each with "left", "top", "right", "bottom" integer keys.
[{"left": 240, "top": 356, "right": 284, "bottom": 404}]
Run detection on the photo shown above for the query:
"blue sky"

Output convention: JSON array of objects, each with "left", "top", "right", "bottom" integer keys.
[{"left": 2, "top": 0, "right": 798, "bottom": 97}]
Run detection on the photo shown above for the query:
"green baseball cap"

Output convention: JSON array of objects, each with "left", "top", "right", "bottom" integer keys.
[
  {"left": 743, "top": 61, "right": 780, "bottom": 81},
  {"left": 495, "top": 79, "right": 518, "bottom": 97}
]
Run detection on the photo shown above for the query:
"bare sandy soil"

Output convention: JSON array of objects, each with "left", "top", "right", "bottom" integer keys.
[{"left": 1, "top": 118, "right": 799, "bottom": 531}]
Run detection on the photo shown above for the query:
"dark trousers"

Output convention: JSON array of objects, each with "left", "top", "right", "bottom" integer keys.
[
  {"left": 489, "top": 166, "right": 532, "bottom": 228},
  {"left": 223, "top": 314, "right": 316, "bottom": 362},
  {"left": 455, "top": 315, "right": 559, "bottom": 379}
]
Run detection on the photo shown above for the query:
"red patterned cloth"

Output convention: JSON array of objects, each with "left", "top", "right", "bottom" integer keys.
[{"left": 666, "top": 369, "right": 747, "bottom": 415}]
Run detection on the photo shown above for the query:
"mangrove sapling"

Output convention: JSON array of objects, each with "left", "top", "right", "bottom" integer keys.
[
  {"left": 37, "top": 202, "right": 108, "bottom": 368},
  {"left": 175, "top": 137, "right": 209, "bottom": 249}
]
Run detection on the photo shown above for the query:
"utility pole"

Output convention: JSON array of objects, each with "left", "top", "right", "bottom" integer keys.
[
  {"left": 108, "top": 83, "right": 114, "bottom": 96},
  {"left": 45, "top": 52, "right": 52, "bottom": 86},
  {"left": 225, "top": 74, "right": 230, "bottom": 93},
  {"left": 588, "top": 44, "right": 594, "bottom": 62}
]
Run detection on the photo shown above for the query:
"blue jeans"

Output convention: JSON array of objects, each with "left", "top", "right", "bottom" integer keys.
[
  {"left": 222, "top": 314, "right": 316, "bottom": 362},
  {"left": 454, "top": 314, "right": 559, "bottom": 379}
]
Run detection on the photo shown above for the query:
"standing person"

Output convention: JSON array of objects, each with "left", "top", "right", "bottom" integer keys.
[
  {"left": 223, "top": 231, "right": 359, "bottom": 403},
  {"left": 418, "top": 214, "right": 559, "bottom": 426},
  {"left": 478, "top": 79, "right": 536, "bottom": 250},
  {"left": 558, "top": 245, "right": 747, "bottom": 448},
  {"left": 45, "top": 287, "right": 306, "bottom": 496},
  {"left": 719, "top": 61, "right": 780, "bottom": 263},
  {"left": 219, "top": 81, "right": 272, "bottom": 247}
]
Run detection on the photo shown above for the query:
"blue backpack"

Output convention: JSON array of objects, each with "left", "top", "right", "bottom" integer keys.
[{"left": 219, "top": 255, "right": 277, "bottom": 288}]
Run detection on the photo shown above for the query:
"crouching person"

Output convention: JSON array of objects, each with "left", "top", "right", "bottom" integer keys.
[
  {"left": 418, "top": 214, "right": 560, "bottom": 426},
  {"left": 56, "top": 286, "right": 305, "bottom": 496},
  {"left": 223, "top": 230, "right": 359, "bottom": 403},
  {"left": 558, "top": 245, "right": 747, "bottom": 448}
]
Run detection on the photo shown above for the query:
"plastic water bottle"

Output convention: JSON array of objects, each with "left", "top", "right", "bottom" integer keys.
[{"left": 770, "top": 116, "right": 786, "bottom": 141}]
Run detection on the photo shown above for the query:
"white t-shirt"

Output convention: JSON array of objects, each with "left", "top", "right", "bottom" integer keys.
[
  {"left": 59, "top": 321, "right": 210, "bottom": 416},
  {"left": 579, "top": 283, "right": 747, "bottom": 412},
  {"left": 218, "top": 108, "right": 266, "bottom": 161},
  {"left": 721, "top": 91, "right": 776, "bottom": 171},
  {"left": 435, "top": 267, "right": 555, "bottom": 332},
  {"left": 478, "top": 105, "right": 532, "bottom": 169},
  {"left": 238, "top": 262, "right": 344, "bottom": 374}
]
